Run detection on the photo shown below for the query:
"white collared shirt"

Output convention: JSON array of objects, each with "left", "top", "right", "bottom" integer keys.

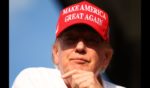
[{"left": 12, "top": 67, "right": 125, "bottom": 88}]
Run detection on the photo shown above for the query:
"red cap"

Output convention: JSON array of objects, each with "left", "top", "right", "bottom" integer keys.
[{"left": 56, "top": 1, "right": 109, "bottom": 42}]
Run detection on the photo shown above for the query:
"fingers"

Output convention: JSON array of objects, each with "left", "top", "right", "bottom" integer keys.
[
  {"left": 62, "top": 70, "right": 88, "bottom": 88},
  {"left": 62, "top": 70, "right": 78, "bottom": 79},
  {"left": 62, "top": 70, "right": 103, "bottom": 88}
]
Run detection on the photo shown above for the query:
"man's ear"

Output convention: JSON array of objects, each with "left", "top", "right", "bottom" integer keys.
[
  {"left": 102, "top": 47, "right": 113, "bottom": 70},
  {"left": 52, "top": 41, "right": 59, "bottom": 65}
]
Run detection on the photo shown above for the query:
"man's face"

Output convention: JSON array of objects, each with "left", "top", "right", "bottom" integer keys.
[{"left": 53, "top": 25, "right": 112, "bottom": 75}]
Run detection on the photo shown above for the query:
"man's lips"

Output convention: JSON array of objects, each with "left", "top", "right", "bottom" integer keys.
[{"left": 70, "top": 58, "right": 90, "bottom": 64}]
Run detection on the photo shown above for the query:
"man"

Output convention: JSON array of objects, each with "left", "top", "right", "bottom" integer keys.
[{"left": 12, "top": 1, "right": 125, "bottom": 88}]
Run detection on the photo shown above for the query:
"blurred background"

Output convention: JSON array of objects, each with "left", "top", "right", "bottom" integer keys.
[{"left": 9, "top": 0, "right": 141, "bottom": 88}]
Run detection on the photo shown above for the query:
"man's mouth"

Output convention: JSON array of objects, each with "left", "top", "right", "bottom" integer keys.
[{"left": 70, "top": 58, "right": 90, "bottom": 64}]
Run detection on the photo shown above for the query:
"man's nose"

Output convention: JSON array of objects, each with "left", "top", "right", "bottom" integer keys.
[{"left": 75, "top": 40, "right": 86, "bottom": 54}]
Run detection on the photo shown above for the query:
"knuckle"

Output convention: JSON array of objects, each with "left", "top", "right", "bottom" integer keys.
[{"left": 72, "top": 75, "right": 76, "bottom": 79}]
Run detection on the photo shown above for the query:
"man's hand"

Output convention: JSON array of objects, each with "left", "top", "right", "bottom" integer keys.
[{"left": 62, "top": 70, "right": 103, "bottom": 88}]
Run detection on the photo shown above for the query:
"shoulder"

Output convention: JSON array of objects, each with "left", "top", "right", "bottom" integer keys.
[
  {"left": 12, "top": 67, "right": 66, "bottom": 88},
  {"left": 18, "top": 67, "right": 59, "bottom": 74},
  {"left": 13, "top": 67, "right": 61, "bottom": 79},
  {"left": 102, "top": 80, "right": 126, "bottom": 88}
]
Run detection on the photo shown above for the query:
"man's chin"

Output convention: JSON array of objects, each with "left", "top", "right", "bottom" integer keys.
[{"left": 67, "top": 64, "right": 89, "bottom": 71}]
